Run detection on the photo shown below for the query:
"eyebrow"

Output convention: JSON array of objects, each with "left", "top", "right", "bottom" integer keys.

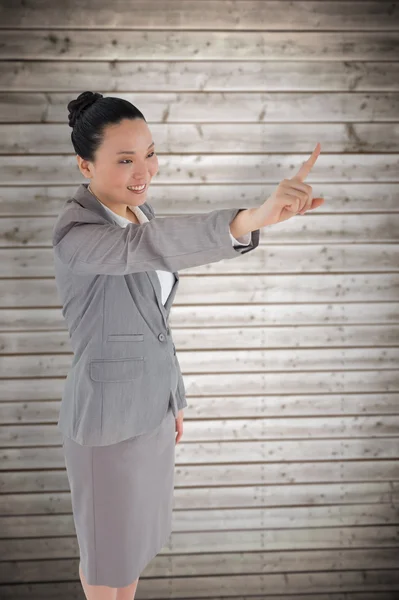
[{"left": 116, "top": 142, "right": 155, "bottom": 155}]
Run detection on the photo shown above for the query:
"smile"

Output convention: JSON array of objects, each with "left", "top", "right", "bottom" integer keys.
[{"left": 127, "top": 184, "right": 147, "bottom": 194}]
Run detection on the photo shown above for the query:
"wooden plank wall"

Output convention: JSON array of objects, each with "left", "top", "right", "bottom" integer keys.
[{"left": 0, "top": 1, "right": 398, "bottom": 598}]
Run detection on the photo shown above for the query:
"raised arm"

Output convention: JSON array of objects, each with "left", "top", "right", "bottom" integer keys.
[{"left": 52, "top": 206, "right": 260, "bottom": 275}]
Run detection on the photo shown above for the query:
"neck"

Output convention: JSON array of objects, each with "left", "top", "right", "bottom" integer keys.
[{"left": 87, "top": 183, "right": 136, "bottom": 221}]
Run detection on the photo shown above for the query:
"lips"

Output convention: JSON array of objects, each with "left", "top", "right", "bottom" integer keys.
[{"left": 127, "top": 184, "right": 147, "bottom": 194}]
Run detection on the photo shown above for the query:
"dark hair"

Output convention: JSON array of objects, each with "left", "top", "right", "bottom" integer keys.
[{"left": 67, "top": 91, "right": 146, "bottom": 162}]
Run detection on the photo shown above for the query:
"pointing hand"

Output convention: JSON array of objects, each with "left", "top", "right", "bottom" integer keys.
[{"left": 256, "top": 142, "right": 325, "bottom": 226}]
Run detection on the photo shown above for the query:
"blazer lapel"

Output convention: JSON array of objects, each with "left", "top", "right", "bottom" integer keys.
[{"left": 72, "top": 183, "right": 180, "bottom": 325}]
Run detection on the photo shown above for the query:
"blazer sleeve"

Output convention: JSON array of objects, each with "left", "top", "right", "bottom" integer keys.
[
  {"left": 52, "top": 205, "right": 260, "bottom": 275},
  {"left": 229, "top": 231, "right": 252, "bottom": 246}
]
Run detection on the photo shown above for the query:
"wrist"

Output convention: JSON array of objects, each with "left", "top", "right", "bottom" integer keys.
[{"left": 229, "top": 207, "right": 260, "bottom": 238}]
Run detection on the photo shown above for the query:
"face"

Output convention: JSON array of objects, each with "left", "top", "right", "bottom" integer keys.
[{"left": 77, "top": 118, "right": 159, "bottom": 209}]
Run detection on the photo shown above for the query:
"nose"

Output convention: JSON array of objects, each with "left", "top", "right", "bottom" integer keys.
[{"left": 133, "top": 168, "right": 147, "bottom": 180}]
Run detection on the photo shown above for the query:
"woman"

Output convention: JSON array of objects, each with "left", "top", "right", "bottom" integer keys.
[{"left": 54, "top": 90, "right": 323, "bottom": 599}]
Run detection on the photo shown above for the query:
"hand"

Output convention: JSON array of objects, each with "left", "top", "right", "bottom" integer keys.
[
  {"left": 255, "top": 142, "right": 325, "bottom": 227},
  {"left": 175, "top": 409, "right": 184, "bottom": 444}
]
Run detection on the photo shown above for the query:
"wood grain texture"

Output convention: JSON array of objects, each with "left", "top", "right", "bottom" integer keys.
[
  {"left": 0, "top": 154, "right": 397, "bottom": 185},
  {"left": 1, "top": 30, "right": 399, "bottom": 60},
  {"left": 1, "top": 61, "right": 399, "bottom": 91},
  {"left": 1, "top": 183, "right": 398, "bottom": 214},
  {"left": 1, "top": 92, "right": 399, "bottom": 123},
  {"left": 3, "top": 123, "right": 399, "bottom": 153},
  {"left": 0, "top": 0, "right": 398, "bottom": 596},
  {"left": 1, "top": 1, "right": 398, "bottom": 30}
]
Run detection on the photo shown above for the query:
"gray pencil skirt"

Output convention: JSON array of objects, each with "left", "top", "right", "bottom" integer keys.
[{"left": 62, "top": 402, "right": 176, "bottom": 588}]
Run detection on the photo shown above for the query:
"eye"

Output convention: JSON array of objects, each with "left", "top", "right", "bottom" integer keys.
[{"left": 119, "top": 152, "right": 156, "bottom": 164}]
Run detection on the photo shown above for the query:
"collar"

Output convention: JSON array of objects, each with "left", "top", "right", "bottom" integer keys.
[{"left": 71, "top": 183, "right": 154, "bottom": 226}]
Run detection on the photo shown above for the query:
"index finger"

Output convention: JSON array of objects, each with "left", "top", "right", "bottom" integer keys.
[{"left": 294, "top": 142, "right": 321, "bottom": 182}]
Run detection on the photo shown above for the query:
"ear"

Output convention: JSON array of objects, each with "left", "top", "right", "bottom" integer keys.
[{"left": 76, "top": 155, "right": 94, "bottom": 179}]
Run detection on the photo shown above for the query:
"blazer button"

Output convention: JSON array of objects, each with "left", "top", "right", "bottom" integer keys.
[{"left": 158, "top": 333, "right": 166, "bottom": 342}]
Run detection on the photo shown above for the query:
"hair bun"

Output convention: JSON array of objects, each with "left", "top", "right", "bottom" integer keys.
[{"left": 67, "top": 91, "right": 103, "bottom": 128}]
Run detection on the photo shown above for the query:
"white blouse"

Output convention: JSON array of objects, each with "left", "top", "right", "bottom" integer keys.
[{"left": 100, "top": 202, "right": 251, "bottom": 306}]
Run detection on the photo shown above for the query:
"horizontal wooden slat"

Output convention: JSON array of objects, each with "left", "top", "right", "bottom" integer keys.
[
  {"left": 1, "top": 184, "right": 398, "bottom": 215},
  {"left": 95, "top": 567, "right": 399, "bottom": 597},
  {"left": 3, "top": 123, "right": 399, "bottom": 154},
  {"left": 2, "top": 504, "right": 399, "bottom": 539},
  {"left": 198, "top": 596, "right": 399, "bottom": 600},
  {"left": 1, "top": 275, "right": 398, "bottom": 308},
  {"left": 2, "top": 243, "right": 399, "bottom": 276},
  {"left": 0, "top": 371, "right": 397, "bottom": 404},
  {"left": 2, "top": 31, "right": 399, "bottom": 61},
  {"left": 173, "top": 328, "right": 399, "bottom": 351},
  {"left": 0, "top": 578, "right": 398, "bottom": 600},
  {"left": 1, "top": 1, "right": 398, "bottom": 30},
  {"left": 0, "top": 550, "right": 399, "bottom": 584},
  {"left": 0, "top": 581, "right": 398, "bottom": 600},
  {"left": 150, "top": 595, "right": 399, "bottom": 600},
  {"left": 180, "top": 370, "right": 399, "bottom": 398},
  {"left": 178, "top": 273, "right": 399, "bottom": 304},
  {"left": 2, "top": 395, "right": 399, "bottom": 428},
  {"left": 1, "top": 526, "right": 399, "bottom": 558},
  {"left": 1, "top": 154, "right": 398, "bottom": 185},
  {"left": 2, "top": 216, "right": 399, "bottom": 247},
  {"left": 2, "top": 415, "right": 399, "bottom": 447},
  {"left": 2, "top": 482, "right": 399, "bottom": 515},
  {"left": 1, "top": 433, "right": 399, "bottom": 463},
  {"left": 0, "top": 525, "right": 399, "bottom": 560},
  {"left": 2, "top": 402, "right": 399, "bottom": 443},
  {"left": 1, "top": 92, "right": 399, "bottom": 124},
  {"left": 2, "top": 461, "right": 399, "bottom": 493},
  {"left": 1, "top": 347, "right": 399, "bottom": 383},
  {"left": 0, "top": 303, "right": 398, "bottom": 331},
  {"left": 1, "top": 61, "right": 399, "bottom": 92},
  {"left": 1, "top": 326, "right": 399, "bottom": 353}
]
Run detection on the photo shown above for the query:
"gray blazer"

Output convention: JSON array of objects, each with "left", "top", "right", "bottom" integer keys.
[{"left": 52, "top": 183, "right": 260, "bottom": 446}]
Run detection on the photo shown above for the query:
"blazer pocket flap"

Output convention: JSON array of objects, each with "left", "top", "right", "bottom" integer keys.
[
  {"left": 107, "top": 333, "right": 144, "bottom": 342},
  {"left": 90, "top": 357, "right": 144, "bottom": 382}
]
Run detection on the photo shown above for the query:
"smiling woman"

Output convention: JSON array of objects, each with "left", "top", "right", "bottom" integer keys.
[
  {"left": 58, "top": 89, "right": 258, "bottom": 599},
  {"left": 67, "top": 91, "right": 159, "bottom": 219},
  {"left": 63, "top": 91, "right": 174, "bottom": 598}
]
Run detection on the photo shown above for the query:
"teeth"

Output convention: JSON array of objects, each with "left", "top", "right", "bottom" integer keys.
[{"left": 128, "top": 184, "right": 146, "bottom": 191}]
